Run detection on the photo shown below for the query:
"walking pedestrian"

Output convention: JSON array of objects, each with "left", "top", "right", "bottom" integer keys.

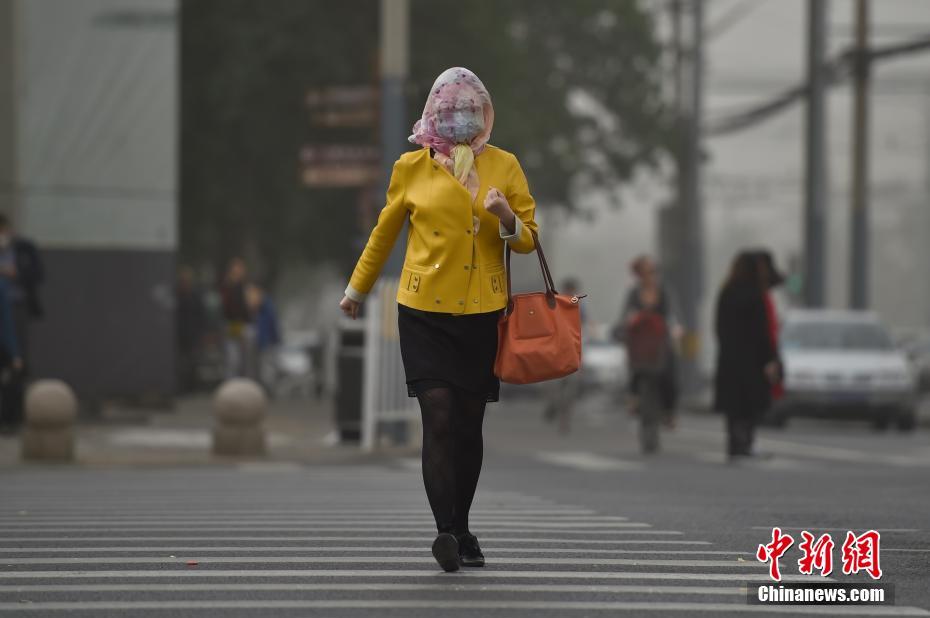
[
  {"left": 0, "top": 214, "right": 42, "bottom": 434},
  {"left": 616, "top": 256, "right": 681, "bottom": 429},
  {"left": 177, "top": 266, "right": 207, "bottom": 393},
  {"left": 246, "top": 282, "right": 281, "bottom": 394},
  {"left": 220, "top": 258, "right": 255, "bottom": 379},
  {"left": 339, "top": 67, "right": 539, "bottom": 572},
  {"left": 713, "top": 251, "right": 780, "bottom": 460}
]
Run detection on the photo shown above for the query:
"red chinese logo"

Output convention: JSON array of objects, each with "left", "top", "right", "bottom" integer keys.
[
  {"left": 797, "top": 531, "right": 835, "bottom": 577},
  {"left": 841, "top": 530, "right": 882, "bottom": 580},
  {"left": 757, "top": 528, "right": 882, "bottom": 581},
  {"left": 756, "top": 527, "right": 795, "bottom": 581}
]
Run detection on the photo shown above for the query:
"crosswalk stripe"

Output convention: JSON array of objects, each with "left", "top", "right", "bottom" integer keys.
[
  {"left": 0, "top": 527, "right": 682, "bottom": 535},
  {"left": 0, "top": 583, "right": 747, "bottom": 595},
  {"left": 0, "top": 547, "right": 744, "bottom": 555},
  {"left": 6, "top": 600, "right": 919, "bottom": 615},
  {"left": 0, "top": 520, "right": 648, "bottom": 528},
  {"left": 0, "top": 555, "right": 765, "bottom": 567},
  {"left": 0, "top": 537, "right": 707, "bottom": 545},
  {"left": 0, "top": 511, "right": 609, "bottom": 519},
  {"left": 0, "top": 569, "right": 824, "bottom": 582},
  {"left": 537, "top": 452, "right": 644, "bottom": 471}
]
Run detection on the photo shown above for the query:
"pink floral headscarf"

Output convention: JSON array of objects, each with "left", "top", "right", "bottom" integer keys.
[{"left": 409, "top": 67, "right": 494, "bottom": 201}]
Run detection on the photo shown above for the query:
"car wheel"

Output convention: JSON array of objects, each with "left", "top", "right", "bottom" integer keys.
[{"left": 896, "top": 411, "right": 917, "bottom": 432}]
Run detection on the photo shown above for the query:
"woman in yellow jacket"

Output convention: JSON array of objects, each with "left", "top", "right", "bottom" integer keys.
[{"left": 339, "top": 67, "right": 538, "bottom": 572}]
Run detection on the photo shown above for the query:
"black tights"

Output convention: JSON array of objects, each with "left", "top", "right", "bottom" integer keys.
[{"left": 416, "top": 384, "right": 487, "bottom": 535}]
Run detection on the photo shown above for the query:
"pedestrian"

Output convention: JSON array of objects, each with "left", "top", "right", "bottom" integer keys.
[
  {"left": 339, "top": 67, "right": 539, "bottom": 572},
  {"left": 0, "top": 213, "right": 42, "bottom": 434},
  {"left": 543, "top": 277, "right": 585, "bottom": 434},
  {"left": 176, "top": 266, "right": 207, "bottom": 393},
  {"left": 246, "top": 282, "right": 281, "bottom": 394},
  {"left": 616, "top": 256, "right": 681, "bottom": 429},
  {"left": 220, "top": 258, "right": 254, "bottom": 379},
  {"left": 713, "top": 251, "right": 780, "bottom": 460},
  {"left": 750, "top": 250, "right": 786, "bottom": 404},
  {"left": 0, "top": 277, "right": 21, "bottom": 435}
]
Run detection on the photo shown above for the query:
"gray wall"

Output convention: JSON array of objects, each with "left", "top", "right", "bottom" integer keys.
[{"left": 6, "top": 0, "right": 178, "bottom": 403}]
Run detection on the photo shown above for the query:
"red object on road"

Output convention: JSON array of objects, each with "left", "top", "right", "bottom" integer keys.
[{"left": 186, "top": 560, "right": 199, "bottom": 566}]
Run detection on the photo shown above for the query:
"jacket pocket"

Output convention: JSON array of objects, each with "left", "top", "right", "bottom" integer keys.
[
  {"left": 486, "top": 263, "right": 506, "bottom": 296},
  {"left": 402, "top": 263, "right": 434, "bottom": 294}
]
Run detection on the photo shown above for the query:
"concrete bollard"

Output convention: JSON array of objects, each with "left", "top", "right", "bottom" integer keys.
[
  {"left": 22, "top": 380, "right": 78, "bottom": 462},
  {"left": 212, "top": 378, "right": 267, "bottom": 456}
]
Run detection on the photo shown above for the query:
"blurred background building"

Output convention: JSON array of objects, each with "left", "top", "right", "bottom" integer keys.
[{"left": 0, "top": 0, "right": 177, "bottom": 407}]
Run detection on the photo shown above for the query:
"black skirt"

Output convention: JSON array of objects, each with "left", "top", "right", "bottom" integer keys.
[{"left": 397, "top": 303, "right": 502, "bottom": 402}]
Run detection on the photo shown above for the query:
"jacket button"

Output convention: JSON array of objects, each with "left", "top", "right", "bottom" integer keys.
[
  {"left": 458, "top": 300, "right": 464, "bottom": 305},
  {"left": 466, "top": 230, "right": 472, "bottom": 234},
  {"left": 433, "top": 264, "right": 440, "bottom": 269},
  {"left": 473, "top": 299, "right": 479, "bottom": 304},
  {"left": 464, "top": 265, "right": 470, "bottom": 270},
  {"left": 435, "top": 299, "right": 441, "bottom": 304},
  {"left": 433, "top": 230, "right": 439, "bottom": 236}
]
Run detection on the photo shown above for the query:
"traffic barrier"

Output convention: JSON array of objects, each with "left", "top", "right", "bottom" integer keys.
[
  {"left": 22, "top": 380, "right": 78, "bottom": 462},
  {"left": 212, "top": 378, "right": 267, "bottom": 456}
]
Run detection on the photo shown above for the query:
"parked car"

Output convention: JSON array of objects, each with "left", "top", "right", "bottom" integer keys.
[{"left": 771, "top": 310, "right": 917, "bottom": 431}]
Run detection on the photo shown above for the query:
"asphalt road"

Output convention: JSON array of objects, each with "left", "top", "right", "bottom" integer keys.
[{"left": 0, "top": 392, "right": 928, "bottom": 617}]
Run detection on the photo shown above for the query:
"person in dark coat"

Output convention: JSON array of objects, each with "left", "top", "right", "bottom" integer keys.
[
  {"left": 713, "top": 251, "right": 780, "bottom": 459},
  {"left": 0, "top": 214, "right": 42, "bottom": 433},
  {"left": 176, "top": 266, "right": 207, "bottom": 393}
]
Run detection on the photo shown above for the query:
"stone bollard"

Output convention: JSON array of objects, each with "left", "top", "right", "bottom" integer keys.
[
  {"left": 212, "top": 378, "right": 267, "bottom": 457},
  {"left": 22, "top": 380, "right": 78, "bottom": 462}
]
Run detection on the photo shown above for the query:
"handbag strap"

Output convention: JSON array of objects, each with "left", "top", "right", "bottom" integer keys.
[{"left": 504, "top": 226, "right": 559, "bottom": 314}]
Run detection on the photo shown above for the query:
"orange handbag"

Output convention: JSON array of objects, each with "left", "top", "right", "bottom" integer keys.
[{"left": 494, "top": 229, "right": 586, "bottom": 384}]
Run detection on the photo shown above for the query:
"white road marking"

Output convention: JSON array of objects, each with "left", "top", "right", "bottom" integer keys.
[
  {"left": 0, "top": 546, "right": 743, "bottom": 555},
  {"left": 0, "top": 582, "right": 746, "bottom": 595},
  {"left": 0, "top": 519, "right": 643, "bottom": 528},
  {"left": 0, "top": 555, "right": 765, "bottom": 567},
  {"left": 0, "top": 568, "right": 825, "bottom": 582},
  {"left": 537, "top": 452, "right": 644, "bottom": 471},
  {"left": 0, "top": 511, "right": 609, "bottom": 519},
  {"left": 0, "top": 527, "right": 679, "bottom": 535},
  {"left": 0, "top": 536, "right": 705, "bottom": 545},
  {"left": 6, "top": 600, "right": 920, "bottom": 614}
]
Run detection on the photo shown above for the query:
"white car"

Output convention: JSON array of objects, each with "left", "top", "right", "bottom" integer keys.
[{"left": 772, "top": 310, "right": 917, "bottom": 430}]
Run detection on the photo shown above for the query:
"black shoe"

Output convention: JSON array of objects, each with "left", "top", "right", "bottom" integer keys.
[
  {"left": 431, "top": 532, "right": 460, "bottom": 572},
  {"left": 457, "top": 532, "right": 485, "bottom": 567}
]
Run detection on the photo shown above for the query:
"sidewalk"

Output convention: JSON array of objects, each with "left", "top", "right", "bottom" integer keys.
[{"left": 0, "top": 394, "right": 420, "bottom": 469}]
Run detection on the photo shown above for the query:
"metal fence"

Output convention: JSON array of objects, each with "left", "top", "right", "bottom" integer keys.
[{"left": 361, "top": 278, "right": 419, "bottom": 451}]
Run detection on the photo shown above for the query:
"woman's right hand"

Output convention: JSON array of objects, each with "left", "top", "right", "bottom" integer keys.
[{"left": 339, "top": 296, "right": 361, "bottom": 320}]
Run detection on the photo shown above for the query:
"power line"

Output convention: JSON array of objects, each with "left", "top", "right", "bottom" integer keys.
[{"left": 707, "top": 33, "right": 930, "bottom": 136}]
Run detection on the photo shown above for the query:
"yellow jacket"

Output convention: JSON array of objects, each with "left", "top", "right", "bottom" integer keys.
[{"left": 345, "top": 145, "right": 538, "bottom": 314}]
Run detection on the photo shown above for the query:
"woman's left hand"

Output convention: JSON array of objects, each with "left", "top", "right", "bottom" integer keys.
[{"left": 483, "top": 187, "right": 512, "bottom": 219}]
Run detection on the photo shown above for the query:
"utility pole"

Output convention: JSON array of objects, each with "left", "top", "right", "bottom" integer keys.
[
  {"left": 679, "top": 0, "right": 704, "bottom": 386},
  {"left": 849, "top": 0, "right": 870, "bottom": 309},
  {"left": 804, "top": 0, "right": 829, "bottom": 307},
  {"left": 380, "top": 0, "right": 409, "bottom": 276}
]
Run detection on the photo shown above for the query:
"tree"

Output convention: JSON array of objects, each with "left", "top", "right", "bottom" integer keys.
[
  {"left": 180, "top": 0, "right": 671, "bottom": 280},
  {"left": 409, "top": 0, "right": 671, "bottom": 210}
]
